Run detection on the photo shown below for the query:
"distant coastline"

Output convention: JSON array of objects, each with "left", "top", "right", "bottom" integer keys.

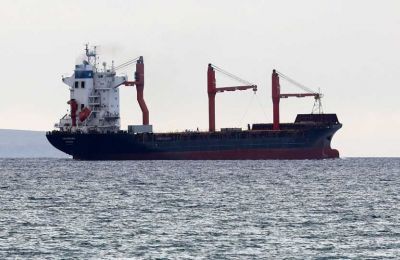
[{"left": 0, "top": 129, "right": 68, "bottom": 158}]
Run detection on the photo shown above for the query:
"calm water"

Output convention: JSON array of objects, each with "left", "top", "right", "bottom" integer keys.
[{"left": 0, "top": 158, "right": 399, "bottom": 259}]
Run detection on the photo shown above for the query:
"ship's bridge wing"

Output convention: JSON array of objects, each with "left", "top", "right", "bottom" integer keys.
[{"left": 62, "top": 75, "right": 74, "bottom": 87}]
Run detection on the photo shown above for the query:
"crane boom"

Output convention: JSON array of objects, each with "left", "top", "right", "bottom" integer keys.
[{"left": 280, "top": 93, "right": 320, "bottom": 98}]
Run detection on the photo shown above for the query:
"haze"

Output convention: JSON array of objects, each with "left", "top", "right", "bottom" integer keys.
[{"left": 0, "top": 0, "right": 399, "bottom": 157}]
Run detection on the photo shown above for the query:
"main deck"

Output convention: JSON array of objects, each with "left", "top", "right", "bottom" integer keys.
[{"left": 46, "top": 114, "right": 342, "bottom": 160}]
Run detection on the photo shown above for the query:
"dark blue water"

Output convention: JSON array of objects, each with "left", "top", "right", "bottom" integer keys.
[{"left": 0, "top": 158, "right": 399, "bottom": 258}]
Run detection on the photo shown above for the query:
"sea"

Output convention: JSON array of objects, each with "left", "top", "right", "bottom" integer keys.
[{"left": 0, "top": 158, "right": 399, "bottom": 259}]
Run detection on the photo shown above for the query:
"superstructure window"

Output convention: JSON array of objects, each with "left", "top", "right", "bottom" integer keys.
[
  {"left": 81, "top": 81, "right": 85, "bottom": 88},
  {"left": 75, "top": 81, "right": 79, "bottom": 88},
  {"left": 81, "top": 104, "right": 84, "bottom": 110}
]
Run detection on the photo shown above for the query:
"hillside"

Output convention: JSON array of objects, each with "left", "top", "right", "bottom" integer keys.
[{"left": 0, "top": 129, "right": 68, "bottom": 158}]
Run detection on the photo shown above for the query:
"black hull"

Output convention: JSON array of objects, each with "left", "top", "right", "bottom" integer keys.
[{"left": 46, "top": 122, "right": 341, "bottom": 160}]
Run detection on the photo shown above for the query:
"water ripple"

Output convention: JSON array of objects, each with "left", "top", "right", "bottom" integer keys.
[{"left": 0, "top": 158, "right": 399, "bottom": 258}]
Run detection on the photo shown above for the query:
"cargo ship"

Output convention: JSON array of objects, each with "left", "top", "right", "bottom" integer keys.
[{"left": 46, "top": 45, "right": 342, "bottom": 160}]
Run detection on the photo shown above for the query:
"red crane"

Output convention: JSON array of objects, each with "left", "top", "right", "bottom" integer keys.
[
  {"left": 122, "top": 56, "right": 149, "bottom": 125},
  {"left": 207, "top": 64, "right": 257, "bottom": 132},
  {"left": 272, "top": 69, "right": 322, "bottom": 130}
]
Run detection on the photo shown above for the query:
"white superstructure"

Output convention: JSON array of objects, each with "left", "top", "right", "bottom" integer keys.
[{"left": 57, "top": 45, "right": 127, "bottom": 133}]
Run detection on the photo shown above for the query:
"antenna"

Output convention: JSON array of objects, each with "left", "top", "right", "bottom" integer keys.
[
  {"left": 85, "top": 43, "right": 89, "bottom": 57},
  {"left": 84, "top": 43, "right": 98, "bottom": 70}
]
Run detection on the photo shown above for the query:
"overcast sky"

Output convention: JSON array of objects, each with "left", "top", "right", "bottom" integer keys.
[{"left": 0, "top": 0, "right": 399, "bottom": 157}]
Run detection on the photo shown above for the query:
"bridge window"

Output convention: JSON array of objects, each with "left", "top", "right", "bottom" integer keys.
[
  {"left": 81, "top": 81, "right": 85, "bottom": 88},
  {"left": 74, "top": 81, "right": 79, "bottom": 88}
]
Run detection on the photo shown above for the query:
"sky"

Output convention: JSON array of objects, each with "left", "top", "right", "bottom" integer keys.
[{"left": 0, "top": 0, "right": 399, "bottom": 157}]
